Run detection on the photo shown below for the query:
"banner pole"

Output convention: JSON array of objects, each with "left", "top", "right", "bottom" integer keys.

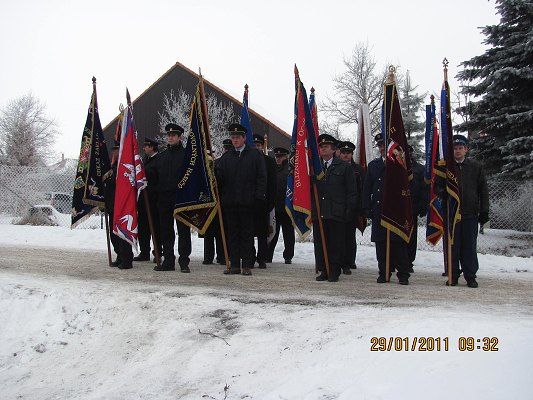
[
  {"left": 143, "top": 190, "right": 161, "bottom": 267},
  {"left": 104, "top": 209, "right": 112, "bottom": 266},
  {"left": 312, "top": 182, "right": 330, "bottom": 277},
  {"left": 386, "top": 228, "right": 391, "bottom": 282}
]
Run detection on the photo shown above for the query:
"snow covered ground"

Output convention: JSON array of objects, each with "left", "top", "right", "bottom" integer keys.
[{"left": 1, "top": 223, "right": 532, "bottom": 399}]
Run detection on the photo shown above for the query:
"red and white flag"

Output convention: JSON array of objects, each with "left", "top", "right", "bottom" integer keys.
[{"left": 112, "top": 90, "right": 147, "bottom": 251}]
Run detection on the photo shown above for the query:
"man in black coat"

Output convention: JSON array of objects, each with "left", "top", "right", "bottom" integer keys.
[
  {"left": 252, "top": 134, "right": 277, "bottom": 268},
  {"left": 337, "top": 141, "right": 364, "bottom": 274},
  {"left": 215, "top": 123, "right": 267, "bottom": 276},
  {"left": 105, "top": 142, "right": 133, "bottom": 269},
  {"left": 407, "top": 145, "right": 428, "bottom": 273},
  {"left": 134, "top": 137, "right": 161, "bottom": 262},
  {"left": 150, "top": 123, "right": 191, "bottom": 272},
  {"left": 362, "top": 133, "right": 411, "bottom": 285},
  {"left": 312, "top": 134, "right": 358, "bottom": 282},
  {"left": 435, "top": 134, "right": 489, "bottom": 288},
  {"left": 266, "top": 147, "right": 295, "bottom": 264}
]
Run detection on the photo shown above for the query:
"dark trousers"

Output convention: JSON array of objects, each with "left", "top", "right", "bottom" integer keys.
[
  {"left": 408, "top": 216, "right": 418, "bottom": 268},
  {"left": 226, "top": 206, "right": 255, "bottom": 270},
  {"left": 158, "top": 194, "right": 191, "bottom": 268},
  {"left": 313, "top": 219, "right": 345, "bottom": 280},
  {"left": 267, "top": 210, "right": 295, "bottom": 262},
  {"left": 108, "top": 210, "right": 133, "bottom": 266},
  {"left": 451, "top": 215, "right": 479, "bottom": 279},
  {"left": 345, "top": 219, "right": 357, "bottom": 269},
  {"left": 375, "top": 240, "right": 410, "bottom": 280},
  {"left": 254, "top": 207, "right": 269, "bottom": 264},
  {"left": 137, "top": 192, "right": 161, "bottom": 256},
  {"left": 203, "top": 216, "right": 225, "bottom": 263}
]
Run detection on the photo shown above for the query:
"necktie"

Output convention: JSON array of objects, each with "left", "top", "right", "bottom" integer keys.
[{"left": 323, "top": 160, "right": 328, "bottom": 172}]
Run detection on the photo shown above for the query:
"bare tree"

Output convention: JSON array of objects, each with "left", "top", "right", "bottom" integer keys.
[
  {"left": 158, "top": 89, "right": 237, "bottom": 157},
  {"left": 321, "top": 42, "right": 390, "bottom": 137},
  {"left": 0, "top": 93, "right": 59, "bottom": 166}
]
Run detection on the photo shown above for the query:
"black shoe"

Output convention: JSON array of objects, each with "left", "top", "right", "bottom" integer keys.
[
  {"left": 284, "top": 259, "right": 292, "bottom": 264},
  {"left": 258, "top": 261, "right": 267, "bottom": 269},
  {"left": 180, "top": 266, "right": 191, "bottom": 273},
  {"left": 202, "top": 260, "right": 213, "bottom": 265},
  {"left": 445, "top": 278, "right": 459, "bottom": 286},
  {"left": 399, "top": 279, "right": 409, "bottom": 285},
  {"left": 342, "top": 268, "right": 352, "bottom": 275},
  {"left": 223, "top": 268, "right": 241, "bottom": 275},
  {"left": 133, "top": 253, "right": 150, "bottom": 262},
  {"left": 328, "top": 276, "right": 339, "bottom": 282},
  {"left": 110, "top": 260, "right": 121, "bottom": 268},
  {"left": 242, "top": 268, "right": 252, "bottom": 276},
  {"left": 350, "top": 264, "right": 357, "bottom": 269},
  {"left": 377, "top": 275, "right": 387, "bottom": 283},
  {"left": 316, "top": 274, "right": 328, "bottom": 281},
  {"left": 441, "top": 272, "right": 448, "bottom": 277},
  {"left": 408, "top": 267, "right": 414, "bottom": 273},
  {"left": 216, "top": 259, "right": 226, "bottom": 265},
  {"left": 266, "top": 259, "right": 273, "bottom": 263},
  {"left": 154, "top": 264, "right": 175, "bottom": 271},
  {"left": 118, "top": 263, "right": 133, "bottom": 270},
  {"left": 466, "top": 279, "right": 478, "bottom": 288}
]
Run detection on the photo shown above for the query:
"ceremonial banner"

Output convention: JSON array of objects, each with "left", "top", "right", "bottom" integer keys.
[
  {"left": 285, "top": 66, "right": 323, "bottom": 239},
  {"left": 380, "top": 70, "right": 413, "bottom": 243},
  {"left": 112, "top": 90, "right": 147, "bottom": 249},
  {"left": 435, "top": 64, "right": 461, "bottom": 243},
  {"left": 425, "top": 98, "right": 444, "bottom": 245},
  {"left": 240, "top": 84, "right": 255, "bottom": 147},
  {"left": 355, "top": 104, "right": 372, "bottom": 173},
  {"left": 173, "top": 80, "right": 218, "bottom": 235},
  {"left": 72, "top": 78, "right": 112, "bottom": 228},
  {"left": 309, "top": 87, "right": 320, "bottom": 140}
]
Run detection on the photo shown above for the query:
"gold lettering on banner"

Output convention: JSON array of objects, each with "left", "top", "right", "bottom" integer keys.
[{"left": 177, "top": 133, "right": 198, "bottom": 189}]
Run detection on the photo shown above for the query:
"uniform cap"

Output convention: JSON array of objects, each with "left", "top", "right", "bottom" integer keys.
[
  {"left": 453, "top": 134, "right": 469, "bottom": 146},
  {"left": 338, "top": 141, "right": 355, "bottom": 153},
  {"left": 317, "top": 134, "right": 337, "bottom": 147},
  {"left": 165, "top": 123, "right": 184, "bottom": 135},
  {"left": 273, "top": 147, "right": 289, "bottom": 156},
  {"left": 227, "top": 123, "right": 247, "bottom": 136}
]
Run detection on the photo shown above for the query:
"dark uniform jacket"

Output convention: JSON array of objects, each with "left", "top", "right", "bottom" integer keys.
[
  {"left": 215, "top": 146, "right": 267, "bottom": 208},
  {"left": 362, "top": 156, "right": 406, "bottom": 242},
  {"left": 150, "top": 144, "right": 185, "bottom": 195},
  {"left": 410, "top": 160, "right": 428, "bottom": 217},
  {"left": 435, "top": 158, "right": 489, "bottom": 217},
  {"left": 274, "top": 159, "right": 289, "bottom": 212},
  {"left": 311, "top": 156, "right": 358, "bottom": 223}
]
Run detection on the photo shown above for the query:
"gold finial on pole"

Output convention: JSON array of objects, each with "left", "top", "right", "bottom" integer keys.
[
  {"left": 385, "top": 65, "right": 396, "bottom": 84},
  {"left": 119, "top": 103, "right": 124, "bottom": 113},
  {"left": 443, "top": 58, "right": 449, "bottom": 81},
  {"left": 430, "top": 94, "right": 435, "bottom": 104}
]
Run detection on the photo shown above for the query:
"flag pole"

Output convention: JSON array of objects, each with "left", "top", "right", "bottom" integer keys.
[
  {"left": 386, "top": 229, "right": 391, "bottom": 282},
  {"left": 143, "top": 190, "right": 161, "bottom": 267},
  {"left": 104, "top": 209, "right": 112, "bottom": 266},
  {"left": 306, "top": 83, "right": 330, "bottom": 277},
  {"left": 199, "top": 69, "right": 230, "bottom": 271}
]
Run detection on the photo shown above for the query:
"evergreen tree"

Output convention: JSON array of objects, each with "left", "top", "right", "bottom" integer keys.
[{"left": 456, "top": 0, "right": 533, "bottom": 178}]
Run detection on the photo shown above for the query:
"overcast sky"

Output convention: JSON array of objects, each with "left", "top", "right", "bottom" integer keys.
[{"left": 0, "top": 0, "right": 500, "bottom": 161}]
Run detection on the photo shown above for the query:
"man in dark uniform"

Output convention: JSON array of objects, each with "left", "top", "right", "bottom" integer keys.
[
  {"left": 151, "top": 123, "right": 192, "bottom": 272},
  {"left": 252, "top": 134, "right": 277, "bottom": 269},
  {"left": 134, "top": 137, "right": 161, "bottom": 262},
  {"left": 105, "top": 141, "right": 133, "bottom": 269},
  {"left": 337, "top": 140, "right": 364, "bottom": 274},
  {"left": 362, "top": 133, "right": 411, "bottom": 285},
  {"left": 215, "top": 123, "right": 267, "bottom": 276},
  {"left": 407, "top": 145, "right": 428, "bottom": 273},
  {"left": 313, "top": 134, "right": 358, "bottom": 282},
  {"left": 435, "top": 134, "right": 489, "bottom": 288},
  {"left": 202, "top": 138, "right": 233, "bottom": 265},
  {"left": 266, "top": 147, "right": 295, "bottom": 264}
]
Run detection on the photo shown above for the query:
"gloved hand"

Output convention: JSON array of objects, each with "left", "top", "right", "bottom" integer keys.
[
  {"left": 478, "top": 212, "right": 489, "bottom": 225},
  {"left": 363, "top": 208, "right": 371, "bottom": 219},
  {"left": 418, "top": 209, "right": 426, "bottom": 218}
]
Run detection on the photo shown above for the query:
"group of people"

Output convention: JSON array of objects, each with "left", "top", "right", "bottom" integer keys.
[{"left": 106, "top": 122, "right": 489, "bottom": 288}]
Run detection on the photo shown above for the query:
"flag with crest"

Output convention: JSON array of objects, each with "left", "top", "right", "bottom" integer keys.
[
  {"left": 380, "top": 68, "right": 413, "bottom": 243},
  {"left": 173, "top": 77, "right": 218, "bottom": 234},
  {"left": 71, "top": 77, "right": 112, "bottom": 228},
  {"left": 240, "top": 84, "right": 255, "bottom": 147},
  {"left": 285, "top": 66, "right": 323, "bottom": 239},
  {"left": 112, "top": 90, "right": 147, "bottom": 250},
  {"left": 425, "top": 97, "right": 444, "bottom": 245}
]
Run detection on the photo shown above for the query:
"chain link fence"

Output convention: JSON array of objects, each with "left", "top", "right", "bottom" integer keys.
[{"left": 1, "top": 165, "right": 532, "bottom": 256}]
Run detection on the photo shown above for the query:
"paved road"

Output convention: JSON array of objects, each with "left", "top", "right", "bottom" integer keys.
[{"left": 0, "top": 244, "right": 531, "bottom": 314}]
